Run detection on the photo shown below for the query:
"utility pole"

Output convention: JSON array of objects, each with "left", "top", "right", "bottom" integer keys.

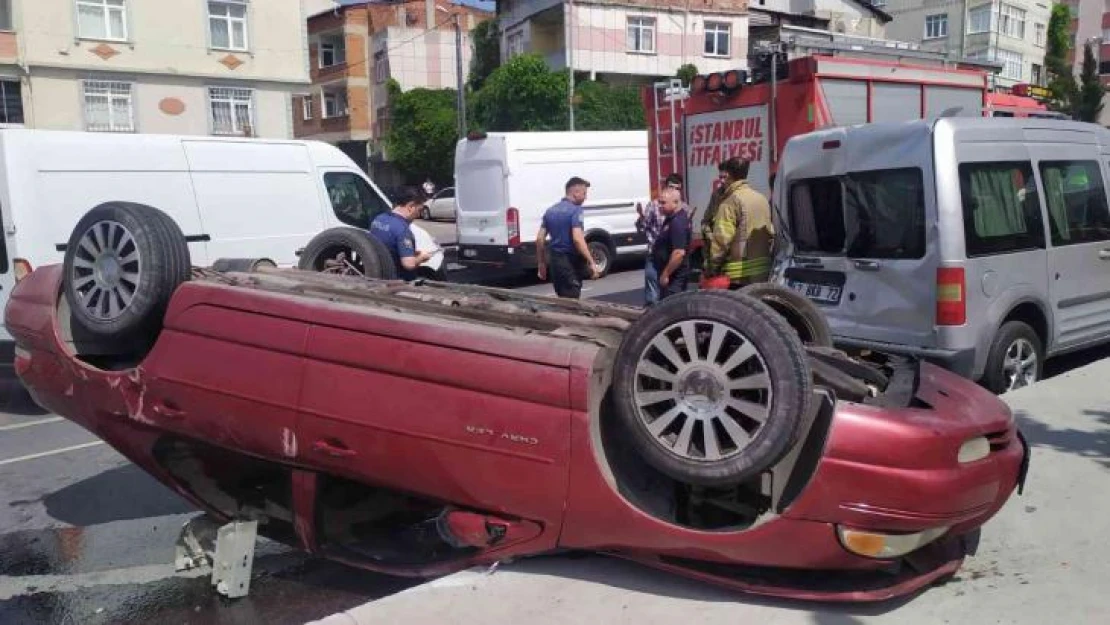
[
  {"left": 438, "top": 4, "right": 467, "bottom": 137},
  {"left": 567, "top": 0, "right": 575, "bottom": 131}
]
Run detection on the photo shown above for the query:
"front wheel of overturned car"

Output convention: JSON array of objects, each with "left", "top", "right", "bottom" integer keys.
[
  {"left": 297, "top": 227, "right": 398, "bottom": 280},
  {"left": 611, "top": 291, "right": 813, "bottom": 487},
  {"left": 735, "top": 283, "right": 833, "bottom": 347},
  {"left": 982, "top": 321, "right": 1043, "bottom": 395},
  {"left": 62, "top": 202, "right": 192, "bottom": 344}
]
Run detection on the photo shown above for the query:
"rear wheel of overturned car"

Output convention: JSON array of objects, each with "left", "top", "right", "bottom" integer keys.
[
  {"left": 612, "top": 291, "right": 813, "bottom": 487},
  {"left": 982, "top": 321, "right": 1043, "bottom": 395},
  {"left": 736, "top": 283, "right": 833, "bottom": 347},
  {"left": 62, "top": 202, "right": 192, "bottom": 344},
  {"left": 297, "top": 227, "right": 398, "bottom": 280}
]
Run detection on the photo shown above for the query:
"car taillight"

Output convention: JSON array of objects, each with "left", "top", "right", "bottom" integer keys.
[
  {"left": 507, "top": 207, "right": 520, "bottom": 247},
  {"left": 13, "top": 258, "right": 32, "bottom": 283},
  {"left": 936, "top": 267, "right": 966, "bottom": 326}
]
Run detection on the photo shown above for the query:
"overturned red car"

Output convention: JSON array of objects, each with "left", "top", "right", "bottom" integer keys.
[{"left": 5, "top": 203, "right": 1029, "bottom": 602}]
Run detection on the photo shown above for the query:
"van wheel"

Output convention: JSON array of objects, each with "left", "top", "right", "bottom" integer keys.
[
  {"left": 62, "top": 203, "right": 191, "bottom": 343},
  {"left": 736, "top": 283, "right": 833, "bottom": 347},
  {"left": 983, "top": 321, "right": 1043, "bottom": 394},
  {"left": 298, "top": 227, "right": 398, "bottom": 280},
  {"left": 611, "top": 291, "right": 812, "bottom": 487},
  {"left": 588, "top": 240, "right": 613, "bottom": 278}
]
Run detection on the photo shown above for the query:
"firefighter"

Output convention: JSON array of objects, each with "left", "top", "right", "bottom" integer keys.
[{"left": 699, "top": 157, "right": 775, "bottom": 289}]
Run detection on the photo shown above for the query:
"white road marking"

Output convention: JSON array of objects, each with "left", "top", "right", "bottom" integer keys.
[
  {"left": 0, "top": 440, "right": 105, "bottom": 466},
  {"left": 0, "top": 564, "right": 211, "bottom": 600},
  {"left": 0, "top": 416, "right": 65, "bottom": 432}
]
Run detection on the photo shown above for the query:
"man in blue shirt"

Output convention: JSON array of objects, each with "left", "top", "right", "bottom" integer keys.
[
  {"left": 535, "top": 177, "right": 600, "bottom": 299},
  {"left": 370, "top": 186, "right": 434, "bottom": 281}
]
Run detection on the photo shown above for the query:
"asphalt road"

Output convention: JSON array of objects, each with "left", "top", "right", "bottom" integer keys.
[{"left": 3, "top": 235, "right": 1110, "bottom": 624}]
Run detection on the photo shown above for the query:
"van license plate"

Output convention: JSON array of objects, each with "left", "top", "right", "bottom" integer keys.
[{"left": 787, "top": 280, "right": 842, "bottom": 305}]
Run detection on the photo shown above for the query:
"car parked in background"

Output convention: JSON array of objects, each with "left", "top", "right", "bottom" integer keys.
[{"left": 421, "top": 187, "right": 456, "bottom": 221}]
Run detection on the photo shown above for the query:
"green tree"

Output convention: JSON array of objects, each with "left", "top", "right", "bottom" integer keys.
[
  {"left": 468, "top": 19, "right": 500, "bottom": 92},
  {"left": 1077, "top": 41, "right": 1105, "bottom": 122},
  {"left": 472, "top": 53, "right": 568, "bottom": 131},
  {"left": 384, "top": 80, "right": 458, "bottom": 184},
  {"left": 676, "top": 63, "right": 698, "bottom": 86},
  {"left": 574, "top": 80, "right": 647, "bottom": 130},
  {"left": 1046, "top": 4, "right": 1078, "bottom": 116}
]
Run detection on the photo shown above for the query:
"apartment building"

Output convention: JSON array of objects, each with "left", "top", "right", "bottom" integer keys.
[
  {"left": 0, "top": 0, "right": 311, "bottom": 137},
  {"left": 882, "top": 0, "right": 1051, "bottom": 89},
  {"left": 0, "top": 1, "right": 20, "bottom": 126},
  {"left": 294, "top": 0, "right": 490, "bottom": 181}
]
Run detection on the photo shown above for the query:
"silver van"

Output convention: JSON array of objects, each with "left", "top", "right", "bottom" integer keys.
[{"left": 773, "top": 116, "right": 1110, "bottom": 394}]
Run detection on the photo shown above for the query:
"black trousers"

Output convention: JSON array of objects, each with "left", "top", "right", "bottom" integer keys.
[{"left": 550, "top": 252, "right": 587, "bottom": 299}]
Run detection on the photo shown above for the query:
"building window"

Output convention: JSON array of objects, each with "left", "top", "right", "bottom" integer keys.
[
  {"left": 996, "top": 49, "right": 1023, "bottom": 80},
  {"left": 1035, "top": 23, "right": 1046, "bottom": 47},
  {"left": 968, "top": 6, "right": 991, "bottom": 34},
  {"left": 925, "top": 14, "right": 948, "bottom": 39},
  {"left": 302, "top": 95, "right": 313, "bottom": 120},
  {"left": 627, "top": 16, "right": 655, "bottom": 53},
  {"left": 373, "top": 50, "right": 388, "bottom": 83},
  {"left": 998, "top": 4, "right": 1026, "bottom": 40},
  {"left": 1031, "top": 63, "right": 1043, "bottom": 86},
  {"left": 209, "top": 87, "right": 254, "bottom": 135},
  {"left": 0, "top": 80, "right": 22, "bottom": 124},
  {"left": 319, "top": 36, "right": 346, "bottom": 68},
  {"left": 323, "top": 91, "right": 348, "bottom": 118},
  {"left": 704, "top": 22, "right": 730, "bottom": 57},
  {"left": 208, "top": 1, "right": 248, "bottom": 51},
  {"left": 0, "top": 0, "right": 12, "bottom": 31},
  {"left": 375, "top": 105, "right": 390, "bottom": 137},
  {"left": 506, "top": 31, "right": 524, "bottom": 57},
  {"left": 76, "top": 0, "right": 128, "bottom": 41},
  {"left": 82, "top": 80, "right": 133, "bottom": 132}
]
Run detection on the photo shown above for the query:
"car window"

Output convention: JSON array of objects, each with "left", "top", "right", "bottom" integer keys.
[
  {"left": 843, "top": 168, "right": 926, "bottom": 260},
  {"left": 1039, "top": 160, "right": 1110, "bottom": 246},
  {"left": 436, "top": 188, "right": 455, "bottom": 200},
  {"left": 324, "top": 172, "right": 390, "bottom": 228},
  {"left": 959, "top": 161, "right": 1046, "bottom": 257},
  {"left": 788, "top": 177, "right": 845, "bottom": 254}
]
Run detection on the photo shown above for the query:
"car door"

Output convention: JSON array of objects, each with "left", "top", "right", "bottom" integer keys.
[{"left": 1034, "top": 145, "right": 1110, "bottom": 349}]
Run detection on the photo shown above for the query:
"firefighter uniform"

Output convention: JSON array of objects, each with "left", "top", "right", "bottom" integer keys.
[{"left": 700, "top": 180, "right": 774, "bottom": 286}]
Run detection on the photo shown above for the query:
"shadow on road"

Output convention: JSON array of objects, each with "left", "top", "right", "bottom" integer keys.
[
  {"left": 42, "top": 464, "right": 195, "bottom": 526},
  {"left": 1014, "top": 408, "right": 1110, "bottom": 471},
  {"left": 0, "top": 377, "right": 49, "bottom": 416}
]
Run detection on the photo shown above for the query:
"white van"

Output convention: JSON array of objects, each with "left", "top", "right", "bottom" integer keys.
[
  {"left": 0, "top": 128, "right": 443, "bottom": 355},
  {"left": 454, "top": 130, "right": 650, "bottom": 277}
]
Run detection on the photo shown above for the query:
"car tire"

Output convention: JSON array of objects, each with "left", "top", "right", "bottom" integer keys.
[
  {"left": 62, "top": 202, "right": 192, "bottom": 344},
  {"left": 588, "top": 240, "right": 613, "bottom": 278},
  {"left": 611, "top": 291, "right": 812, "bottom": 487},
  {"left": 297, "top": 227, "right": 398, "bottom": 280},
  {"left": 421, "top": 206, "right": 432, "bottom": 221},
  {"left": 736, "top": 283, "right": 833, "bottom": 347},
  {"left": 211, "top": 258, "right": 277, "bottom": 273},
  {"left": 982, "top": 321, "right": 1043, "bottom": 394}
]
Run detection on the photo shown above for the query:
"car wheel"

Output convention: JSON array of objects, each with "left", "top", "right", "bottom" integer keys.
[
  {"left": 62, "top": 202, "right": 192, "bottom": 344},
  {"left": 611, "top": 291, "right": 812, "bottom": 487},
  {"left": 983, "top": 321, "right": 1043, "bottom": 394},
  {"left": 297, "top": 227, "right": 398, "bottom": 280},
  {"left": 421, "top": 206, "right": 432, "bottom": 221},
  {"left": 736, "top": 283, "right": 833, "bottom": 347},
  {"left": 588, "top": 240, "right": 613, "bottom": 278}
]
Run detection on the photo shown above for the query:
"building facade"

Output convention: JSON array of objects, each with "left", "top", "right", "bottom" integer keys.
[
  {"left": 1, "top": 0, "right": 311, "bottom": 137},
  {"left": 293, "top": 0, "right": 490, "bottom": 182},
  {"left": 882, "top": 0, "right": 1051, "bottom": 89}
]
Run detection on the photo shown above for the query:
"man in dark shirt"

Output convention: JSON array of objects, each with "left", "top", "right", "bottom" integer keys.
[
  {"left": 651, "top": 187, "right": 691, "bottom": 300},
  {"left": 369, "top": 186, "right": 434, "bottom": 280},
  {"left": 535, "top": 177, "right": 600, "bottom": 298}
]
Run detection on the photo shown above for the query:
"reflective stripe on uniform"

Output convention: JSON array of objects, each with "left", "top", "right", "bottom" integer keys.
[{"left": 722, "top": 256, "right": 771, "bottom": 279}]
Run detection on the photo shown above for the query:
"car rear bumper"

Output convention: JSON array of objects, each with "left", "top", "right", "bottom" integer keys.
[
  {"left": 833, "top": 336, "right": 977, "bottom": 379},
  {"left": 458, "top": 243, "right": 538, "bottom": 271}
]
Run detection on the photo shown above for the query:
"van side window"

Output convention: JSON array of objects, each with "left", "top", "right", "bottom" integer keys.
[
  {"left": 1038, "top": 160, "right": 1110, "bottom": 246},
  {"left": 843, "top": 167, "right": 926, "bottom": 260},
  {"left": 788, "top": 177, "right": 845, "bottom": 254},
  {"left": 958, "top": 162, "right": 1046, "bottom": 256},
  {"left": 324, "top": 172, "right": 390, "bottom": 228}
]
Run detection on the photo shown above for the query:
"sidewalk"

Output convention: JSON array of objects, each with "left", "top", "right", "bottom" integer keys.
[{"left": 307, "top": 359, "right": 1110, "bottom": 625}]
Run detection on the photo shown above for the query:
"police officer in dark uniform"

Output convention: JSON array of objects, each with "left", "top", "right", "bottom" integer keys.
[
  {"left": 535, "top": 177, "right": 600, "bottom": 299},
  {"left": 369, "top": 186, "right": 434, "bottom": 280}
]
